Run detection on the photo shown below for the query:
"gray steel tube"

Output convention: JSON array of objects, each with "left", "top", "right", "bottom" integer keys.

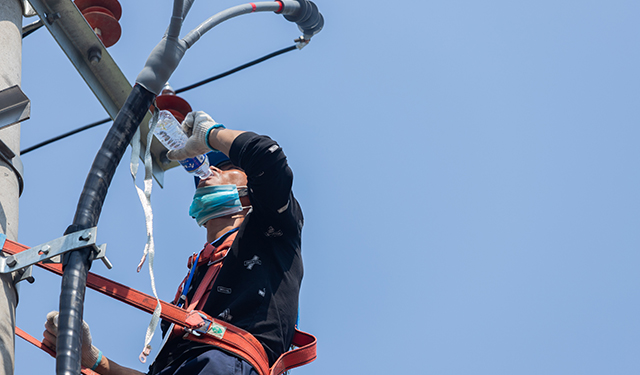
[
  {"left": 166, "top": 0, "right": 185, "bottom": 38},
  {"left": 182, "top": 0, "right": 196, "bottom": 18},
  {"left": 183, "top": 2, "right": 282, "bottom": 47},
  {"left": 57, "top": 84, "right": 156, "bottom": 375}
]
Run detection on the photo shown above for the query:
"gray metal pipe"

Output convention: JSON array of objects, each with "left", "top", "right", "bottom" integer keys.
[
  {"left": 181, "top": 0, "right": 196, "bottom": 20},
  {"left": 183, "top": 2, "right": 282, "bottom": 47},
  {"left": 182, "top": 0, "right": 323, "bottom": 48},
  {"left": 166, "top": 0, "right": 184, "bottom": 38}
]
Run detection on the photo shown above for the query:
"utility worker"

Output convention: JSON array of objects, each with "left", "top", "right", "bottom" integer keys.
[{"left": 43, "top": 111, "right": 305, "bottom": 375}]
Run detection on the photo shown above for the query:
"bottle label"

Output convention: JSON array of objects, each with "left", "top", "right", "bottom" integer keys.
[{"left": 179, "top": 155, "right": 205, "bottom": 172}]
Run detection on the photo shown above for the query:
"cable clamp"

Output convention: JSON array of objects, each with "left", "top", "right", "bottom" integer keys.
[
  {"left": 0, "top": 227, "right": 112, "bottom": 274},
  {"left": 0, "top": 234, "right": 34, "bottom": 287},
  {"left": 295, "top": 36, "right": 310, "bottom": 49}
]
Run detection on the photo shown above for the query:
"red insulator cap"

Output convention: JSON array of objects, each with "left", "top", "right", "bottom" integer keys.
[
  {"left": 75, "top": 0, "right": 122, "bottom": 47},
  {"left": 75, "top": 0, "right": 122, "bottom": 20},
  {"left": 155, "top": 95, "right": 193, "bottom": 123}
]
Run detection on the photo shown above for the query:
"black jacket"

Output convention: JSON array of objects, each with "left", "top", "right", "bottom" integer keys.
[{"left": 149, "top": 132, "right": 304, "bottom": 374}]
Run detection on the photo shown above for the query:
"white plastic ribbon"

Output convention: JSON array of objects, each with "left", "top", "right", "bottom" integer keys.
[{"left": 130, "top": 110, "right": 162, "bottom": 363}]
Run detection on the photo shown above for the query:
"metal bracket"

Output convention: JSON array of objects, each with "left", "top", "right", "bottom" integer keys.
[
  {"left": 14, "top": 266, "right": 35, "bottom": 285},
  {"left": 0, "top": 227, "right": 112, "bottom": 274},
  {"left": 0, "top": 234, "right": 35, "bottom": 286},
  {"left": 0, "top": 85, "right": 31, "bottom": 131},
  {"left": 22, "top": 0, "right": 38, "bottom": 17},
  {"left": 0, "top": 139, "right": 24, "bottom": 197},
  {"left": 22, "top": 19, "right": 44, "bottom": 38}
]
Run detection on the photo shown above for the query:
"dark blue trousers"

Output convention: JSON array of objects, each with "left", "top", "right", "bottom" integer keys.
[{"left": 153, "top": 348, "right": 259, "bottom": 375}]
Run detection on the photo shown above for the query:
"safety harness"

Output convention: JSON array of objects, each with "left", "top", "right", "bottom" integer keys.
[{"left": 4, "top": 236, "right": 316, "bottom": 375}]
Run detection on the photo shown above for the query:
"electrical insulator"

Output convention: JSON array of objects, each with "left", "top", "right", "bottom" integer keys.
[
  {"left": 155, "top": 86, "right": 192, "bottom": 123},
  {"left": 74, "top": 0, "right": 122, "bottom": 48}
]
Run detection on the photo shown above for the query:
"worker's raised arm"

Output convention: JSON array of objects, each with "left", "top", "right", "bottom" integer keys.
[
  {"left": 166, "top": 110, "right": 301, "bottom": 226},
  {"left": 165, "top": 111, "right": 243, "bottom": 160}
]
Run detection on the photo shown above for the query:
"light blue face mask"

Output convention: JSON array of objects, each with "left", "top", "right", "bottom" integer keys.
[{"left": 189, "top": 185, "right": 246, "bottom": 226}]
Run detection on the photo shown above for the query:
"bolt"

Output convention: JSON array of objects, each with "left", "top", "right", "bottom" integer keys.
[
  {"left": 45, "top": 12, "right": 61, "bottom": 25},
  {"left": 88, "top": 47, "right": 102, "bottom": 65},
  {"left": 6, "top": 256, "right": 17, "bottom": 268},
  {"left": 80, "top": 231, "right": 92, "bottom": 241},
  {"left": 101, "top": 256, "right": 113, "bottom": 270},
  {"left": 39, "top": 245, "right": 51, "bottom": 255}
]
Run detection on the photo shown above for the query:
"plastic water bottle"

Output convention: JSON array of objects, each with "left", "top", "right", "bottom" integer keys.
[{"left": 153, "top": 110, "right": 212, "bottom": 179}]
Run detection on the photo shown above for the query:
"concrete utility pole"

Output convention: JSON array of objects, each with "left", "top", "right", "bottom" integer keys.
[{"left": 0, "top": 0, "right": 22, "bottom": 374}]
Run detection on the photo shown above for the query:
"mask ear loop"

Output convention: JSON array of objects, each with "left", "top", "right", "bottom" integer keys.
[
  {"left": 236, "top": 186, "right": 252, "bottom": 211},
  {"left": 237, "top": 186, "right": 248, "bottom": 197}
]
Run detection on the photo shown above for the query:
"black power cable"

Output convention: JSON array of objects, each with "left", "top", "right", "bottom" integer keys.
[
  {"left": 175, "top": 45, "right": 296, "bottom": 94},
  {"left": 21, "top": 118, "right": 111, "bottom": 154},
  {"left": 21, "top": 45, "right": 297, "bottom": 155}
]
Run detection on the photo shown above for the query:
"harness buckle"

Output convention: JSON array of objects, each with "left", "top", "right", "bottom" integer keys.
[{"left": 184, "top": 311, "right": 227, "bottom": 340}]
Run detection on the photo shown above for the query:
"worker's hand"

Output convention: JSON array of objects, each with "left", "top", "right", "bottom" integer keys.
[
  {"left": 43, "top": 311, "right": 102, "bottom": 369},
  {"left": 166, "top": 111, "right": 224, "bottom": 161}
]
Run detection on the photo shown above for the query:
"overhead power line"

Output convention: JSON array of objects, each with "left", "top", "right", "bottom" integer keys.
[
  {"left": 21, "top": 45, "right": 298, "bottom": 155},
  {"left": 21, "top": 118, "right": 111, "bottom": 155},
  {"left": 175, "top": 45, "right": 296, "bottom": 94}
]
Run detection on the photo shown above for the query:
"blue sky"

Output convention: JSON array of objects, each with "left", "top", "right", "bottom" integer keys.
[{"left": 13, "top": 0, "right": 640, "bottom": 374}]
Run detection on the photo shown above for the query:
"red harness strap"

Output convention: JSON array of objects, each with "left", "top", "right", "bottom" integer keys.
[
  {"left": 15, "top": 327, "right": 99, "bottom": 375},
  {"left": 168, "top": 233, "right": 235, "bottom": 339},
  {"left": 4, "top": 237, "right": 317, "bottom": 375},
  {"left": 185, "top": 232, "right": 236, "bottom": 312},
  {"left": 172, "top": 237, "right": 231, "bottom": 308}
]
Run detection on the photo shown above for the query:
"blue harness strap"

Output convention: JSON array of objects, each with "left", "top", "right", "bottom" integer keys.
[{"left": 178, "top": 253, "right": 200, "bottom": 308}]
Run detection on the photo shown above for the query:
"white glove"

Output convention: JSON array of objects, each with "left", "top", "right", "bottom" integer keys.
[
  {"left": 166, "top": 111, "right": 224, "bottom": 161},
  {"left": 43, "top": 311, "right": 102, "bottom": 370}
]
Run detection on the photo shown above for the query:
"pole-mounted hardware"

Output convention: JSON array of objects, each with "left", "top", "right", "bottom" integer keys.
[
  {"left": 0, "top": 228, "right": 111, "bottom": 275},
  {"left": 0, "top": 234, "right": 34, "bottom": 287},
  {"left": 74, "top": 0, "right": 123, "bottom": 48},
  {"left": 28, "top": 0, "right": 167, "bottom": 186},
  {"left": 19, "top": 0, "right": 38, "bottom": 17},
  {"left": 0, "top": 139, "right": 24, "bottom": 197},
  {"left": 0, "top": 85, "right": 30, "bottom": 131}
]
